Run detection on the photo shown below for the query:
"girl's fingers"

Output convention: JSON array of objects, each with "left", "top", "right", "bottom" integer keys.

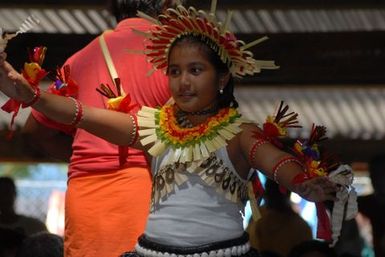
[
  {"left": 3, "top": 62, "right": 25, "bottom": 85},
  {"left": 3, "top": 61, "right": 17, "bottom": 74},
  {"left": 297, "top": 178, "right": 338, "bottom": 202},
  {"left": 8, "top": 69, "right": 19, "bottom": 80}
]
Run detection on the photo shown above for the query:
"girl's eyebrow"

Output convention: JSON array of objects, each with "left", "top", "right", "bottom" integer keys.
[
  {"left": 169, "top": 61, "right": 205, "bottom": 67},
  {"left": 189, "top": 62, "right": 204, "bottom": 65}
]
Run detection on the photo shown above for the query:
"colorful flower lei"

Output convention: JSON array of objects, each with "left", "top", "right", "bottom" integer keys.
[{"left": 157, "top": 105, "right": 240, "bottom": 148}]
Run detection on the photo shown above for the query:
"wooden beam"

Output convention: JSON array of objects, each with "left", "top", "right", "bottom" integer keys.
[{"left": 5, "top": 32, "right": 385, "bottom": 85}]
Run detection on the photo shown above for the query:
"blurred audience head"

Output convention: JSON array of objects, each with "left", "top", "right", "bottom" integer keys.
[
  {"left": 260, "top": 250, "right": 283, "bottom": 257},
  {"left": 368, "top": 154, "right": 385, "bottom": 203},
  {"left": 0, "top": 177, "right": 17, "bottom": 213},
  {"left": 0, "top": 228, "right": 25, "bottom": 257},
  {"left": 15, "top": 232, "right": 63, "bottom": 257},
  {"left": 287, "top": 240, "right": 337, "bottom": 257}
]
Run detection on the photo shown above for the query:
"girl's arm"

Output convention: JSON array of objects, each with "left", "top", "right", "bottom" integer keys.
[
  {"left": 240, "top": 123, "right": 337, "bottom": 202},
  {"left": 0, "top": 53, "right": 143, "bottom": 150}
]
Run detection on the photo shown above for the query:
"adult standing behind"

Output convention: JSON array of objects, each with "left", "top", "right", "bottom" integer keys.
[
  {"left": 357, "top": 155, "right": 385, "bottom": 257},
  {"left": 16, "top": 1, "right": 181, "bottom": 256}
]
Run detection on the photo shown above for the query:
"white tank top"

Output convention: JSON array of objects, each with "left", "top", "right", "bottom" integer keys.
[{"left": 144, "top": 147, "right": 250, "bottom": 247}]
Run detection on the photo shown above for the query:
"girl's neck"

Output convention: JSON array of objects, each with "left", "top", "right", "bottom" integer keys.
[
  {"left": 176, "top": 105, "right": 220, "bottom": 127},
  {"left": 187, "top": 114, "right": 211, "bottom": 126},
  {"left": 177, "top": 105, "right": 218, "bottom": 116}
]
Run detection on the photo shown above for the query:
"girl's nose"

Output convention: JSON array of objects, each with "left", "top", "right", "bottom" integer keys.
[{"left": 180, "top": 72, "right": 190, "bottom": 87}]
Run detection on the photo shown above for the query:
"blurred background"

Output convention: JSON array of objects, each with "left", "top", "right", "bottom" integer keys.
[{"left": 1, "top": 0, "right": 385, "bottom": 256}]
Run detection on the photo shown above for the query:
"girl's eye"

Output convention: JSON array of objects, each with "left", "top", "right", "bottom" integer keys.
[
  {"left": 191, "top": 67, "right": 202, "bottom": 75},
  {"left": 168, "top": 68, "right": 180, "bottom": 76}
]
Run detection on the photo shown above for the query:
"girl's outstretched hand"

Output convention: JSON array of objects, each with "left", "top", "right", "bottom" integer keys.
[
  {"left": 0, "top": 52, "right": 34, "bottom": 103},
  {"left": 293, "top": 176, "right": 338, "bottom": 202}
]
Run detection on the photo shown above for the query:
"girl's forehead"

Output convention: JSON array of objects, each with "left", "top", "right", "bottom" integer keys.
[
  {"left": 173, "top": 41, "right": 204, "bottom": 50},
  {"left": 171, "top": 42, "right": 210, "bottom": 56},
  {"left": 170, "top": 44, "right": 207, "bottom": 59},
  {"left": 171, "top": 43, "right": 203, "bottom": 54}
]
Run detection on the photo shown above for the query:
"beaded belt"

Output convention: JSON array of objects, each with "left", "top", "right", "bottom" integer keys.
[{"left": 133, "top": 233, "right": 251, "bottom": 257}]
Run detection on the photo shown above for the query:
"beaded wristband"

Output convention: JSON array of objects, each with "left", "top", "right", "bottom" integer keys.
[
  {"left": 272, "top": 156, "right": 303, "bottom": 183},
  {"left": 22, "top": 86, "right": 41, "bottom": 108},
  {"left": 127, "top": 114, "right": 139, "bottom": 146},
  {"left": 248, "top": 138, "right": 268, "bottom": 167},
  {"left": 68, "top": 97, "right": 84, "bottom": 126}
]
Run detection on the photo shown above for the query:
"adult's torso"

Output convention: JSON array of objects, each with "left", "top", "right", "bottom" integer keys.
[{"left": 67, "top": 18, "right": 170, "bottom": 179}]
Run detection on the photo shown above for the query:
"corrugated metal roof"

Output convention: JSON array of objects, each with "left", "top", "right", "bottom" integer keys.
[
  {"left": 1, "top": 85, "right": 385, "bottom": 140},
  {"left": 1, "top": 7, "right": 385, "bottom": 34},
  {"left": 0, "top": 7, "right": 113, "bottom": 34},
  {"left": 236, "top": 86, "right": 385, "bottom": 140}
]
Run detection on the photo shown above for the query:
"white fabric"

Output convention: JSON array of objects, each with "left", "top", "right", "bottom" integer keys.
[{"left": 145, "top": 147, "right": 248, "bottom": 247}]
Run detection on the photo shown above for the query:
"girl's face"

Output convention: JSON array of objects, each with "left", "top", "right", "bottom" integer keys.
[{"left": 167, "top": 42, "right": 223, "bottom": 113}]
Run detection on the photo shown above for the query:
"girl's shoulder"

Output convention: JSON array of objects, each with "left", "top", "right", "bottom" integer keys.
[
  {"left": 228, "top": 122, "right": 263, "bottom": 151},
  {"left": 239, "top": 122, "right": 263, "bottom": 136}
]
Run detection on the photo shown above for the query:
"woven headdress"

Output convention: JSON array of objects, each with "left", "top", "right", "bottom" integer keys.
[{"left": 137, "top": 0, "right": 279, "bottom": 78}]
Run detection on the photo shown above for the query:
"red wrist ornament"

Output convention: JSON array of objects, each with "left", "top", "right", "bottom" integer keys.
[
  {"left": 68, "top": 97, "right": 84, "bottom": 127},
  {"left": 248, "top": 138, "right": 268, "bottom": 167},
  {"left": 127, "top": 114, "right": 139, "bottom": 146},
  {"left": 21, "top": 86, "right": 41, "bottom": 108}
]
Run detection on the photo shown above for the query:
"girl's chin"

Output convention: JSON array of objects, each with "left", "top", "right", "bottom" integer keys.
[
  {"left": 175, "top": 105, "right": 194, "bottom": 112},
  {"left": 175, "top": 100, "right": 196, "bottom": 110}
]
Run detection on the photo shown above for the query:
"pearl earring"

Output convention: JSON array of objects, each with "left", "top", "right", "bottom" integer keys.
[{"left": 219, "top": 88, "right": 224, "bottom": 94}]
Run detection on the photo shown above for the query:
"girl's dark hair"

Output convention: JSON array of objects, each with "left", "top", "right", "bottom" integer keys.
[
  {"left": 169, "top": 35, "right": 239, "bottom": 109},
  {"left": 108, "top": 0, "right": 183, "bottom": 22}
]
